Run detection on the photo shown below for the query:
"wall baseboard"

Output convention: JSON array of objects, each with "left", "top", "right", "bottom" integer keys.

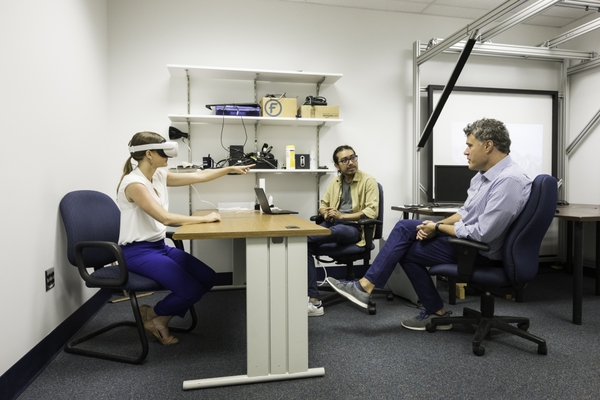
[{"left": 0, "top": 289, "right": 110, "bottom": 400}]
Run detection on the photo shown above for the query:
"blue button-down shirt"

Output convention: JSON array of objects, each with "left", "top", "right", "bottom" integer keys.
[{"left": 454, "top": 155, "right": 532, "bottom": 260}]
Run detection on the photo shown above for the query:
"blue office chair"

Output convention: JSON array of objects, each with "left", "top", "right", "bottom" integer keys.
[
  {"left": 426, "top": 174, "right": 557, "bottom": 356},
  {"left": 59, "top": 190, "right": 197, "bottom": 364},
  {"left": 311, "top": 183, "right": 390, "bottom": 314}
]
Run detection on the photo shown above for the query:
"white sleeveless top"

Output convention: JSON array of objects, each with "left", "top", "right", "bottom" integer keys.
[{"left": 117, "top": 167, "right": 168, "bottom": 245}]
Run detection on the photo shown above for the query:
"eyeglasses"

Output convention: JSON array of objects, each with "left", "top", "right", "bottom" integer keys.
[{"left": 338, "top": 154, "right": 358, "bottom": 165}]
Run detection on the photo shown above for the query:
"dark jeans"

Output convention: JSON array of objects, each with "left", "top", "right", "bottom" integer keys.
[
  {"left": 307, "top": 221, "right": 361, "bottom": 299},
  {"left": 364, "top": 219, "right": 457, "bottom": 313}
]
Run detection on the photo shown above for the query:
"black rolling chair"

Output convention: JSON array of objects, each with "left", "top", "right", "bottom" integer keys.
[
  {"left": 311, "top": 183, "right": 390, "bottom": 314},
  {"left": 426, "top": 174, "right": 557, "bottom": 356},
  {"left": 59, "top": 190, "right": 197, "bottom": 364}
]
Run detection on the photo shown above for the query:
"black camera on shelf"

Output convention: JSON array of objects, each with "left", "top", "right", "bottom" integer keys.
[{"left": 303, "top": 96, "right": 327, "bottom": 106}]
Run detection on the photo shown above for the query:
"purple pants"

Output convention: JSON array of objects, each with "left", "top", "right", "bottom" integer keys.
[
  {"left": 364, "top": 219, "right": 457, "bottom": 313},
  {"left": 121, "top": 240, "right": 216, "bottom": 318}
]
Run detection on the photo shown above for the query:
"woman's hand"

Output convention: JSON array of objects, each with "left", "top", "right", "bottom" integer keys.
[
  {"left": 200, "top": 212, "right": 221, "bottom": 223},
  {"left": 230, "top": 164, "right": 255, "bottom": 175}
]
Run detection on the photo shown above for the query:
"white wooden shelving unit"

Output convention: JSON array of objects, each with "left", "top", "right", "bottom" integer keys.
[{"left": 167, "top": 65, "right": 344, "bottom": 213}]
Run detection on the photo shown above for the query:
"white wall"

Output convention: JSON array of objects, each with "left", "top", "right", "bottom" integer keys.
[
  {"left": 107, "top": 0, "right": 561, "bottom": 273},
  {"left": 561, "top": 14, "right": 600, "bottom": 262},
  {"left": 5, "top": 0, "right": 596, "bottom": 378},
  {"left": 0, "top": 0, "right": 111, "bottom": 377}
]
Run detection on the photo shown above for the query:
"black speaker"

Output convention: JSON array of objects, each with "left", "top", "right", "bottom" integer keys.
[{"left": 229, "top": 145, "right": 244, "bottom": 166}]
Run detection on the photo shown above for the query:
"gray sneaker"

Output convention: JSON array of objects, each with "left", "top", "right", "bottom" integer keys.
[
  {"left": 326, "top": 277, "right": 370, "bottom": 309},
  {"left": 401, "top": 310, "right": 453, "bottom": 331}
]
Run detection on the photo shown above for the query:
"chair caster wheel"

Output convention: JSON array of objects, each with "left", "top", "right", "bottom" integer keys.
[
  {"left": 473, "top": 346, "right": 485, "bottom": 356},
  {"left": 426, "top": 323, "right": 437, "bottom": 333},
  {"left": 368, "top": 301, "right": 376, "bottom": 315},
  {"left": 387, "top": 293, "right": 394, "bottom": 301},
  {"left": 538, "top": 344, "right": 548, "bottom": 355}
]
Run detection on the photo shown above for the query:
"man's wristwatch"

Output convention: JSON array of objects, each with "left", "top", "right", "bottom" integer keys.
[{"left": 435, "top": 222, "right": 443, "bottom": 232}]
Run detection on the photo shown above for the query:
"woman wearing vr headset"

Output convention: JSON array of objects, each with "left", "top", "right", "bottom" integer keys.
[{"left": 117, "top": 131, "right": 252, "bottom": 345}]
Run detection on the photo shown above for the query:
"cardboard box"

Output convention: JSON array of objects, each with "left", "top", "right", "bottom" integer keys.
[
  {"left": 298, "top": 105, "right": 314, "bottom": 118},
  {"left": 314, "top": 105, "right": 339, "bottom": 119},
  {"left": 297, "top": 105, "right": 340, "bottom": 119},
  {"left": 260, "top": 97, "right": 297, "bottom": 118}
]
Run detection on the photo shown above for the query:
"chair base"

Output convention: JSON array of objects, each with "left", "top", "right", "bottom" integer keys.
[
  {"left": 65, "top": 290, "right": 198, "bottom": 364},
  {"left": 426, "top": 294, "right": 547, "bottom": 356}
]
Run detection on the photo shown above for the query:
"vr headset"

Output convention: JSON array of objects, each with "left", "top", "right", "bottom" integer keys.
[{"left": 129, "top": 141, "right": 178, "bottom": 158}]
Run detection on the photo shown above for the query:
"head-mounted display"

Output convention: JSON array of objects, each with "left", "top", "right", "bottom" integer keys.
[{"left": 129, "top": 141, "right": 178, "bottom": 158}]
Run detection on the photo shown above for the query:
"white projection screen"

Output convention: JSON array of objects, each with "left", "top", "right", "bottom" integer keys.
[{"left": 426, "top": 85, "right": 558, "bottom": 201}]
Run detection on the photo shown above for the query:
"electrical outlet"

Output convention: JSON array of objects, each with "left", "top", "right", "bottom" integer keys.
[{"left": 45, "top": 268, "right": 55, "bottom": 291}]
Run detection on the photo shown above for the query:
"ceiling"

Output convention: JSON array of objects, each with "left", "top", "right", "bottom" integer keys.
[{"left": 278, "top": 0, "right": 600, "bottom": 28}]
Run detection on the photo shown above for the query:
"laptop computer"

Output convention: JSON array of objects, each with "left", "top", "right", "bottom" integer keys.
[{"left": 254, "top": 187, "right": 298, "bottom": 214}]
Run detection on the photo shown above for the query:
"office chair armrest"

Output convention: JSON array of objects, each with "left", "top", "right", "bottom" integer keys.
[
  {"left": 166, "top": 231, "right": 184, "bottom": 251},
  {"left": 359, "top": 218, "right": 382, "bottom": 248},
  {"left": 447, "top": 237, "right": 490, "bottom": 280},
  {"left": 74, "top": 241, "right": 128, "bottom": 288},
  {"left": 310, "top": 214, "right": 325, "bottom": 224}
]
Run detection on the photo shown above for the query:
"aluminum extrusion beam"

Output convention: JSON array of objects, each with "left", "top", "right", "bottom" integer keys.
[
  {"left": 568, "top": 57, "right": 600, "bottom": 75},
  {"left": 557, "top": 0, "right": 600, "bottom": 9},
  {"left": 565, "top": 107, "right": 600, "bottom": 156},
  {"left": 480, "top": 0, "right": 561, "bottom": 42},
  {"left": 416, "top": 0, "right": 528, "bottom": 65},
  {"left": 419, "top": 41, "right": 594, "bottom": 61},
  {"left": 540, "top": 17, "right": 600, "bottom": 48}
]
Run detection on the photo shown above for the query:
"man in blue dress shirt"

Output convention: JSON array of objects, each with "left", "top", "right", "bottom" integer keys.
[{"left": 327, "top": 118, "right": 532, "bottom": 330}]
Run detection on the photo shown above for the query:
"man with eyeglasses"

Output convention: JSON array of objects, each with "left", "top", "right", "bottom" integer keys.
[
  {"left": 326, "top": 118, "right": 532, "bottom": 330},
  {"left": 307, "top": 145, "right": 379, "bottom": 316}
]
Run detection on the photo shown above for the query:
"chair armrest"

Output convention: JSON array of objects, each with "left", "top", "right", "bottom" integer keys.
[
  {"left": 359, "top": 218, "right": 383, "bottom": 248},
  {"left": 74, "top": 241, "right": 128, "bottom": 288},
  {"left": 447, "top": 237, "right": 490, "bottom": 280},
  {"left": 310, "top": 214, "right": 325, "bottom": 224},
  {"left": 166, "top": 231, "right": 184, "bottom": 251}
]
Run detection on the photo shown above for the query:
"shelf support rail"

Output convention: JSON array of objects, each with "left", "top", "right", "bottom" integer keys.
[{"left": 185, "top": 69, "right": 193, "bottom": 216}]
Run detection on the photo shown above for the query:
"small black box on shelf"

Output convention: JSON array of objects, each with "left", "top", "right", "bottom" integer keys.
[
  {"left": 295, "top": 154, "right": 310, "bottom": 169},
  {"left": 229, "top": 145, "right": 244, "bottom": 166}
]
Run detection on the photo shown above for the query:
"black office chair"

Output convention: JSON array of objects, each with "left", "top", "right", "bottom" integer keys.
[
  {"left": 426, "top": 174, "right": 557, "bottom": 356},
  {"left": 59, "top": 190, "right": 198, "bottom": 364},
  {"left": 311, "top": 183, "right": 389, "bottom": 314}
]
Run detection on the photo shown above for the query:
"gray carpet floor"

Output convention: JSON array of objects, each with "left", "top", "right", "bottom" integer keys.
[{"left": 18, "top": 268, "right": 600, "bottom": 399}]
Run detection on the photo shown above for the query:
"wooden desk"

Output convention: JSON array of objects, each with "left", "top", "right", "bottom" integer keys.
[
  {"left": 555, "top": 204, "right": 600, "bottom": 325},
  {"left": 173, "top": 210, "right": 330, "bottom": 390},
  {"left": 391, "top": 206, "right": 457, "bottom": 220}
]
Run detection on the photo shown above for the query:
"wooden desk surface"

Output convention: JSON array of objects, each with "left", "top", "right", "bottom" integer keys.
[
  {"left": 555, "top": 204, "right": 600, "bottom": 222},
  {"left": 391, "top": 206, "right": 456, "bottom": 217},
  {"left": 172, "top": 210, "right": 330, "bottom": 240}
]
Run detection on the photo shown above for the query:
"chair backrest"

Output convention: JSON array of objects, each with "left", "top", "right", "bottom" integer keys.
[
  {"left": 374, "top": 183, "right": 384, "bottom": 239},
  {"left": 502, "top": 174, "right": 557, "bottom": 285},
  {"left": 59, "top": 190, "right": 121, "bottom": 267}
]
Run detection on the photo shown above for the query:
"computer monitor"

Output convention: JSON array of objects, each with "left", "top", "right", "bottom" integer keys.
[{"left": 434, "top": 165, "right": 477, "bottom": 204}]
